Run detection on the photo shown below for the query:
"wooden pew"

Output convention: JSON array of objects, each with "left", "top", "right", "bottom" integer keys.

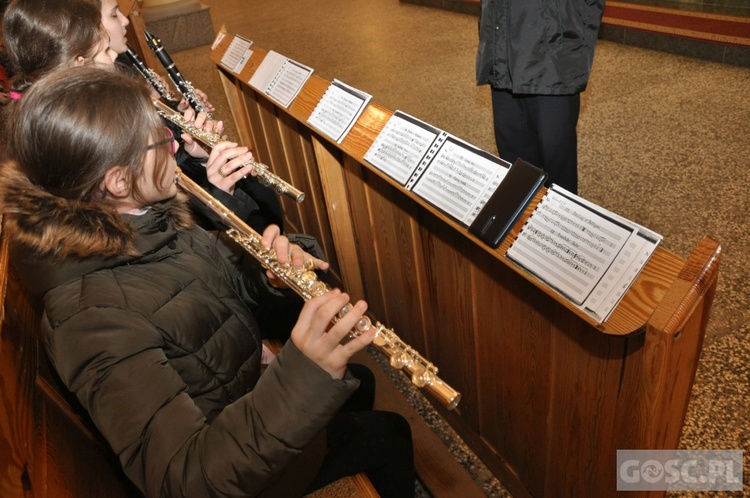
[
  {"left": 208, "top": 34, "right": 721, "bottom": 497},
  {"left": 0, "top": 219, "right": 141, "bottom": 497}
]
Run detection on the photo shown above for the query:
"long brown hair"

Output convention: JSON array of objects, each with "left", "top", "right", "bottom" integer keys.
[
  {"left": 3, "top": 66, "right": 172, "bottom": 204},
  {"left": 2, "top": 0, "right": 107, "bottom": 91}
]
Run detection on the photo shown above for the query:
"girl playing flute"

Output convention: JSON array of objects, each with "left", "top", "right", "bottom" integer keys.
[{"left": 0, "top": 66, "right": 415, "bottom": 498}]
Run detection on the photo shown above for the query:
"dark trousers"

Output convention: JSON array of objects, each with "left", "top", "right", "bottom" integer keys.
[
  {"left": 305, "top": 364, "right": 416, "bottom": 497},
  {"left": 491, "top": 89, "right": 581, "bottom": 194}
]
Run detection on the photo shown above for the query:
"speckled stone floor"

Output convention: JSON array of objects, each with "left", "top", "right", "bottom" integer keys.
[{"left": 167, "top": 0, "right": 750, "bottom": 495}]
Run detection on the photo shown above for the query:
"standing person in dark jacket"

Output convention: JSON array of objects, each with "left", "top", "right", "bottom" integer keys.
[
  {"left": 0, "top": 66, "right": 415, "bottom": 498},
  {"left": 476, "top": 0, "right": 605, "bottom": 194}
]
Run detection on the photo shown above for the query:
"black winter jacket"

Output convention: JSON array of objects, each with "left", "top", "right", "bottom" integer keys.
[{"left": 476, "top": 0, "right": 605, "bottom": 95}]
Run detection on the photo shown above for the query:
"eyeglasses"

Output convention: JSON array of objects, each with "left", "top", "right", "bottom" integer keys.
[{"left": 146, "top": 127, "right": 177, "bottom": 154}]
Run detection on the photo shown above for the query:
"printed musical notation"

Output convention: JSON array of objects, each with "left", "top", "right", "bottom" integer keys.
[
  {"left": 506, "top": 185, "right": 662, "bottom": 323},
  {"left": 248, "top": 50, "right": 313, "bottom": 108},
  {"left": 307, "top": 80, "right": 372, "bottom": 143},
  {"left": 363, "top": 111, "right": 439, "bottom": 184},
  {"left": 268, "top": 61, "right": 312, "bottom": 107},
  {"left": 364, "top": 111, "right": 510, "bottom": 227},
  {"left": 411, "top": 137, "right": 507, "bottom": 225},
  {"left": 219, "top": 35, "right": 253, "bottom": 74}
]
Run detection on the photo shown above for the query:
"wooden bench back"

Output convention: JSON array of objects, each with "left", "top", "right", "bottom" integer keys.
[{"left": 0, "top": 218, "right": 139, "bottom": 497}]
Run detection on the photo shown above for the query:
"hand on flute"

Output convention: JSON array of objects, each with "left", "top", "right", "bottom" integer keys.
[
  {"left": 291, "top": 289, "right": 376, "bottom": 380},
  {"left": 180, "top": 108, "right": 225, "bottom": 159},
  {"left": 260, "top": 225, "right": 330, "bottom": 288},
  {"left": 203, "top": 141, "right": 254, "bottom": 194}
]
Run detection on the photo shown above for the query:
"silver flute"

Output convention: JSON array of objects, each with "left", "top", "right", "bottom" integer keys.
[
  {"left": 153, "top": 99, "right": 305, "bottom": 203},
  {"left": 175, "top": 168, "right": 461, "bottom": 409}
]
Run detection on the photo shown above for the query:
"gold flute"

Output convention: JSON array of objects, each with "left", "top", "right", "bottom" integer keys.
[
  {"left": 175, "top": 168, "right": 461, "bottom": 409},
  {"left": 153, "top": 100, "right": 305, "bottom": 203}
]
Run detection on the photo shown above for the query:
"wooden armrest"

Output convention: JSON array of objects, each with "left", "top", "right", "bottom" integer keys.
[
  {"left": 650, "top": 236, "right": 722, "bottom": 334},
  {"left": 304, "top": 473, "right": 379, "bottom": 498}
]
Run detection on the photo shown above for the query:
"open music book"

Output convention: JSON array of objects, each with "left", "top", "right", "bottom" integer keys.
[
  {"left": 248, "top": 50, "right": 313, "bottom": 108},
  {"left": 219, "top": 35, "right": 253, "bottom": 74},
  {"left": 307, "top": 79, "right": 372, "bottom": 143},
  {"left": 506, "top": 185, "right": 663, "bottom": 323},
  {"left": 364, "top": 111, "right": 516, "bottom": 227}
]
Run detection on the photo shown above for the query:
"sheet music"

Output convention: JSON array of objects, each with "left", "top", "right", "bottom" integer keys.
[
  {"left": 220, "top": 35, "right": 253, "bottom": 73},
  {"left": 411, "top": 137, "right": 508, "bottom": 225},
  {"left": 363, "top": 111, "right": 441, "bottom": 185},
  {"left": 266, "top": 60, "right": 312, "bottom": 107},
  {"left": 584, "top": 232, "right": 659, "bottom": 319},
  {"left": 506, "top": 185, "right": 662, "bottom": 322},
  {"left": 307, "top": 80, "right": 372, "bottom": 142},
  {"left": 248, "top": 50, "right": 285, "bottom": 91},
  {"left": 248, "top": 50, "right": 313, "bottom": 108}
]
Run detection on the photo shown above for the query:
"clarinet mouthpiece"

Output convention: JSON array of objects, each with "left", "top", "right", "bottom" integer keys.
[{"left": 143, "top": 30, "right": 159, "bottom": 48}]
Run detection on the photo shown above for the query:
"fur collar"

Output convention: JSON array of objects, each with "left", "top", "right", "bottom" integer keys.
[{"left": 0, "top": 161, "right": 194, "bottom": 261}]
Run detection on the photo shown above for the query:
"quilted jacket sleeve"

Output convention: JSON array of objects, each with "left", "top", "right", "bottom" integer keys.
[
  {"left": 44, "top": 306, "right": 358, "bottom": 498},
  {"left": 208, "top": 229, "right": 329, "bottom": 341}
]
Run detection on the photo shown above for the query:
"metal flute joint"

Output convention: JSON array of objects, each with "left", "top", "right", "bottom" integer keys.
[
  {"left": 153, "top": 99, "right": 305, "bottom": 203},
  {"left": 175, "top": 171, "right": 460, "bottom": 409}
]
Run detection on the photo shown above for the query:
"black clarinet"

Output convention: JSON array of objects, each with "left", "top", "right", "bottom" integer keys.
[
  {"left": 123, "top": 47, "right": 182, "bottom": 109},
  {"left": 143, "top": 30, "right": 213, "bottom": 119}
]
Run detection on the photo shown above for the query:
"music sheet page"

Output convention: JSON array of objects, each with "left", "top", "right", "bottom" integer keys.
[
  {"left": 506, "top": 185, "right": 662, "bottom": 322},
  {"left": 363, "top": 111, "right": 440, "bottom": 185},
  {"left": 248, "top": 51, "right": 313, "bottom": 108},
  {"left": 266, "top": 60, "right": 313, "bottom": 108},
  {"left": 307, "top": 80, "right": 371, "bottom": 142},
  {"left": 219, "top": 35, "right": 252, "bottom": 73},
  {"left": 411, "top": 137, "right": 508, "bottom": 225},
  {"left": 248, "top": 50, "right": 286, "bottom": 92}
]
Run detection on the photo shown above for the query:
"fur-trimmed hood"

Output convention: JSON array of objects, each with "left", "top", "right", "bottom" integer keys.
[{"left": 0, "top": 161, "right": 195, "bottom": 296}]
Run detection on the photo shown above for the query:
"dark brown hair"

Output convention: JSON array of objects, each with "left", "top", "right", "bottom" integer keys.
[
  {"left": 3, "top": 66, "right": 172, "bottom": 204},
  {"left": 2, "top": 0, "right": 106, "bottom": 91}
]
